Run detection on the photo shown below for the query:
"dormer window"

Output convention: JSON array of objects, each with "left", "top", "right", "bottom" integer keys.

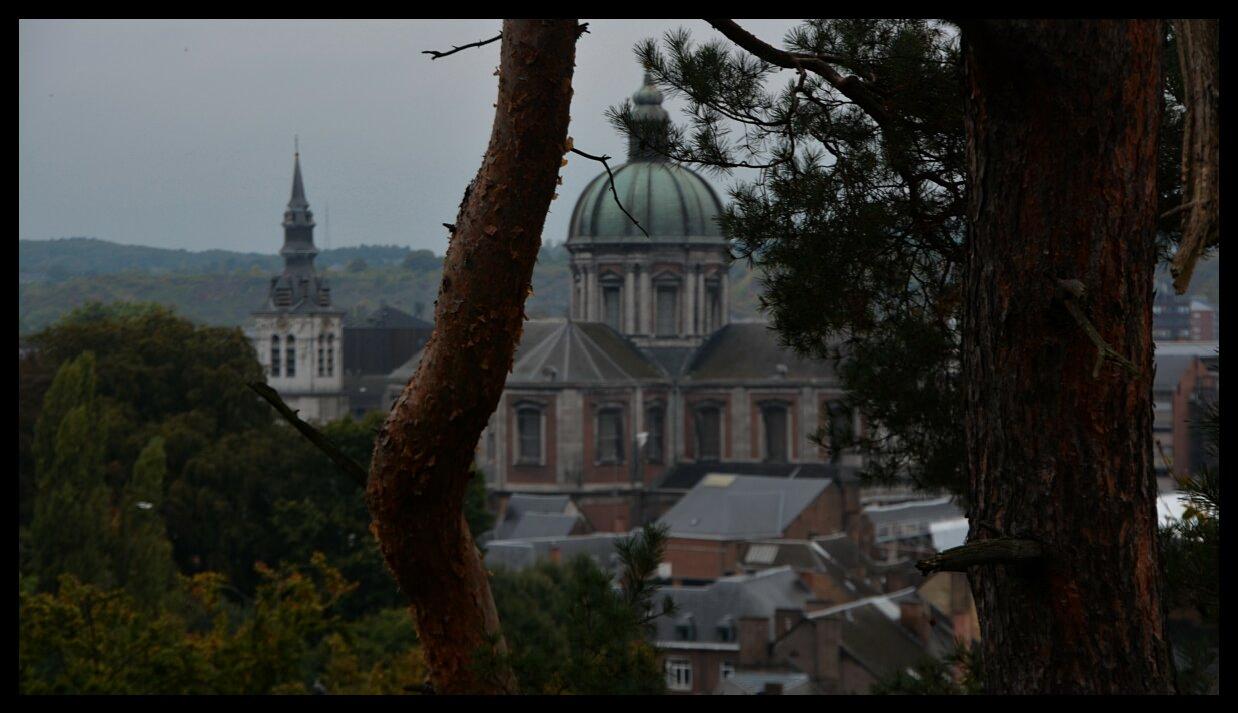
[
  {"left": 716, "top": 615, "right": 736, "bottom": 642},
  {"left": 675, "top": 613, "right": 697, "bottom": 641}
]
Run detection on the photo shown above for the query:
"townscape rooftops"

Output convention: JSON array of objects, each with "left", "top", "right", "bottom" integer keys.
[
  {"left": 657, "top": 475, "right": 833, "bottom": 539},
  {"left": 721, "top": 670, "right": 814, "bottom": 695},
  {"left": 491, "top": 493, "right": 579, "bottom": 540},
  {"left": 483, "top": 532, "right": 628, "bottom": 573},
  {"left": 1153, "top": 353, "right": 1202, "bottom": 393},
  {"left": 652, "top": 567, "right": 815, "bottom": 645},
  {"left": 683, "top": 322, "right": 837, "bottom": 382}
]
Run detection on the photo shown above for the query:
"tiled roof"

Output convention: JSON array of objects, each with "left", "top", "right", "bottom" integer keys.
[
  {"left": 656, "top": 461, "right": 859, "bottom": 492},
  {"left": 683, "top": 322, "right": 837, "bottom": 382},
  {"left": 658, "top": 475, "right": 832, "bottom": 540},
  {"left": 652, "top": 567, "right": 815, "bottom": 645},
  {"left": 508, "top": 319, "right": 664, "bottom": 384}
]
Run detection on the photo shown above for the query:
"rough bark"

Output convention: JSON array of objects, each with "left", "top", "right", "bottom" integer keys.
[
  {"left": 1169, "top": 19, "right": 1220, "bottom": 294},
  {"left": 961, "top": 20, "right": 1176, "bottom": 693},
  {"left": 366, "top": 19, "right": 578, "bottom": 694}
]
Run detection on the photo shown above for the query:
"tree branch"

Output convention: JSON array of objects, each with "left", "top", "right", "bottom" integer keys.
[
  {"left": 569, "top": 146, "right": 650, "bottom": 238},
  {"left": 422, "top": 33, "right": 503, "bottom": 60},
  {"left": 916, "top": 537, "right": 1044, "bottom": 575},
  {"left": 247, "top": 382, "right": 368, "bottom": 488}
]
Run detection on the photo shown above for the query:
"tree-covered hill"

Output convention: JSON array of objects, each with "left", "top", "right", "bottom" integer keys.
[{"left": 18, "top": 238, "right": 769, "bottom": 334}]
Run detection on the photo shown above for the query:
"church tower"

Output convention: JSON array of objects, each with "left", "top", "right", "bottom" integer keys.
[{"left": 246, "top": 147, "right": 348, "bottom": 422}]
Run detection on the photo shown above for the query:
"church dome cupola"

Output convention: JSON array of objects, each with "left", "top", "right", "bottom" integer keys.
[{"left": 568, "top": 74, "right": 725, "bottom": 246}]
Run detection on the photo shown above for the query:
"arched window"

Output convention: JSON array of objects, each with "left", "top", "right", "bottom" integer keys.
[
  {"left": 694, "top": 403, "right": 722, "bottom": 462},
  {"left": 516, "top": 404, "right": 543, "bottom": 465},
  {"left": 761, "top": 402, "right": 790, "bottom": 463},
  {"left": 596, "top": 406, "right": 625, "bottom": 464},
  {"left": 326, "top": 334, "right": 335, "bottom": 376},
  {"left": 285, "top": 335, "right": 296, "bottom": 378},
  {"left": 317, "top": 335, "right": 325, "bottom": 377},
  {"left": 645, "top": 404, "right": 665, "bottom": 464},
  {"left": 269, "top": 335, "right": 281, "bottom": 377}
]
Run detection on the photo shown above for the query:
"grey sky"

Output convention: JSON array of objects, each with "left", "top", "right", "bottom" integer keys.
[{"left": 19, "top": 19, "right": 799, "bottom": 255}]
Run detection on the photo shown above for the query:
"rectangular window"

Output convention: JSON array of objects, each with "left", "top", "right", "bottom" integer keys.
[
  {"left": 720, "top": 661, "right": 735, "bottom": 681},
  {"left": 598, "top": 408, "right": 625, "bottom": 463},
  {"left": 285, "top": 336, "right": 296, "bottom": 378},
  {"left": 763, "top": 406, "right": 788, "bottom": 463},
  {"left": 696, "top": 406, "right": 721, "bottom": 462},
  {"left": 603, "top": 285, "right": 622, "bottom": 331},
  {"left": 665, "top": 659, "right": 693, "bottom": 692},
  {"left": 645, "top": 406, "right": 664, "bottom": 463},
  {"left": 517, "top": 408, "right": 542, "bottom": 464},
  {"left": 656, "top": 286, "right": 678, "bottom": 336},
  {"left": 317, "top": 339, "right": 325, "bottom": 377},
  {"left": 270, "top": 337, "right": 281, "bottom": 377},
  {"left": 706, "top": 283, "right": 721, "bottom": 332}
]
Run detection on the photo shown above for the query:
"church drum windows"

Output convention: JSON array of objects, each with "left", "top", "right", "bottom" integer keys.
[
  {"left": 603, "top": 285, "right": 622, "bottom": 332},
  {"left": 285, "top": 335, "right": 296, "bottom": 378},
  {"left": 270, "top": 335, "right": 281, "bottom": 377},
  {"left": 656, "top": 286, "right": 679, "bottom": 336},
  {"left": 596, "top": 406, "right": 625, "bottom": 464}
]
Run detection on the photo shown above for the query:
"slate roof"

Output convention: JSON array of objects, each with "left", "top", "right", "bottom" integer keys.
[
  {"left": 509, "top": 319, "right": 665, "bottom": 384},
  {"left": 483, "top": 533, "right": 628, "bottom": 573},
  {"left": 492, "top": 493, "right": 579, "bottom": 540},
  {"left": 658, "top": 475, "right": 833, "bottom": 540},
  {"left": 806, "top": 589, "right": 933, "bottom": 681},
  {"left": 740, "top": 539, "right": 881, "bottom": 599},
  {"left": 721, "top": 670, "right": 814, "bottom": 695},
  {"left": 652, "top": 567, "right": 816, "bottom": 645},
  {"left": 656, "top": 461, "right": 859, "bottom": 492},
  {"left": 683, "top": 322, "right": 836, "bottom": 382}
]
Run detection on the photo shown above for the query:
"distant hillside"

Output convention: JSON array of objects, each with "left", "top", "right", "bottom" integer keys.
[
  {"left": 19, "top": 236, "right": 1212, "bottom": 337},
  {"left": 18, "top": 237, "right": 416, "bottom": 282}
]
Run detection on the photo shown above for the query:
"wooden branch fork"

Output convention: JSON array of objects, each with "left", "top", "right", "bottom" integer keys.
[{"left": 915, "top": 537, "right": 1044, "bottom": 576}]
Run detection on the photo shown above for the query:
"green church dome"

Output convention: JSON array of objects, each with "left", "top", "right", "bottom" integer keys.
[
  {"left": 567, "top": 160, "right": 725, "bottom": 244},
  {"left": 567, "top": 74, "right": 726, "bottom": 245}
]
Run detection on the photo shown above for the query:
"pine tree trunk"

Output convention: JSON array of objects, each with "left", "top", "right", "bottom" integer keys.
[
  {"left": 366, "top": 19, "right": 578, "bottom": 694},
  {"left": 961, "top": 20, "right": 1176, "bottom": 693}
]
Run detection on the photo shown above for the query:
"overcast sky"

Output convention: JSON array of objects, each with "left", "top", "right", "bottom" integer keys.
[{"left": 19, "top": 19, "right": 800, "bottom": 255}]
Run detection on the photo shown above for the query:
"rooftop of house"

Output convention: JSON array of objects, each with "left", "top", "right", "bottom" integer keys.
[
  {"left": 483, "top": 532, "right": 629, "bottom": 573},
  {"left": 740, "top": 539, "right": 881, "bottom": 599},
  {"left": 652, "top": 567, "right": 816, "bottom": 646},
  {"left": 658, "top": 474, "right": 834, "bottom": 540}
]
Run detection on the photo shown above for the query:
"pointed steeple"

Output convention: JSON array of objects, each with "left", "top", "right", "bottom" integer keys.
[
  {"left": 266, "top": 144, "right": 330, "bottom": 310},
  {"left": 628, "top": 72, "right": 670, "bottom": 162}
]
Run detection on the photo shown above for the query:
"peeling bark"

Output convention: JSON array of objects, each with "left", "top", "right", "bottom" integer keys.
[
  {"left": 961, "top": 20, "right": 1176, "bottom": 693},
  {"left": 366, "top": 19, "right": 578, "bottom": 694},
  {"left": 1170, "top": 19, "right": 1220, "bottom": 294}
]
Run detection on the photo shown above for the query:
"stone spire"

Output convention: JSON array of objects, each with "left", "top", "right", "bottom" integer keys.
[
  {"left": 267, "top": 146, "right": 331, "bottom": 310},
  {"left": 628, "top": 72, "right": 670, "bottom": 162}
]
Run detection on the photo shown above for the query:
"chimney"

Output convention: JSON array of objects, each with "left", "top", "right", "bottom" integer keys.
[
  {"left": 899, "top": 599, "right": 932, "bottom": 645},
  {"left": 549, "top": 546, "right": 562, "bottom": 564},
  {"left": 774, "top": 608, "right": 804, "bottom": 637},
  {"left": 812, "top": 615, "right": 842, "bottom": 683},
  {"left": 737, "top": 616, "right": 769, "bottom": 667}
]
